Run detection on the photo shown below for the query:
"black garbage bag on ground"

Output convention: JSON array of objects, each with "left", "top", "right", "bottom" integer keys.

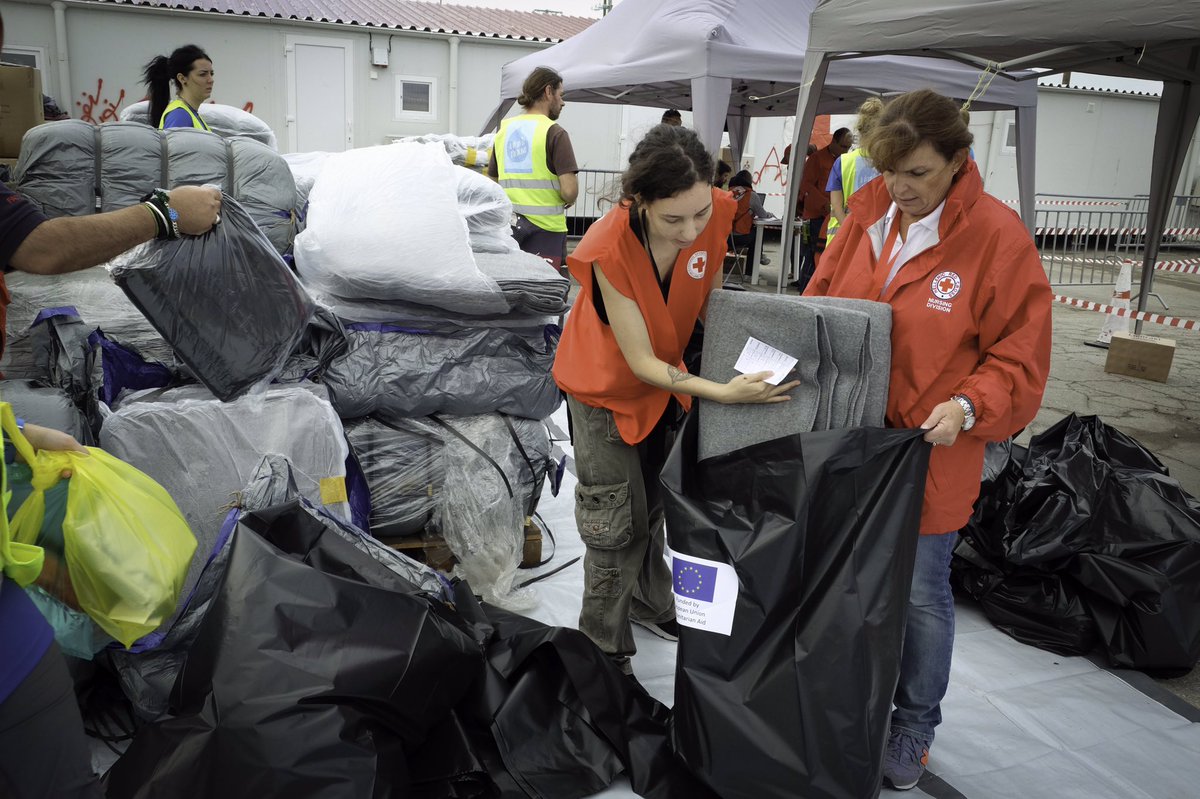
[
  {"left": 662, "top": 409, "right": 932, "bottom": 799},
  {"left": 953, "top": 438, "right": 1101, "bottom": 656},
  {"left": 109, "top": 194, "right": 314, "bottom": 401},
  {"left": 954, "top": 414, "right": 1200, "bottom": 673},
  {"left": 107, "top": 497, "right": 710, "bottom": 798}
]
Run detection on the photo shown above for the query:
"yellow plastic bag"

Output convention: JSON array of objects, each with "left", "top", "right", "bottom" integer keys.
[{"left": 2, "top": 403, "right": 197, "bottom": 647}]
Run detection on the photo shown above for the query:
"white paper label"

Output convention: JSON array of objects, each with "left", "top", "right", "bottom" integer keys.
[
  {"left": 667, "top": 547, "right": 739, "bottom": 636},
  {"left": 733, "top": 336, "right": 798, "bottom": 386}
]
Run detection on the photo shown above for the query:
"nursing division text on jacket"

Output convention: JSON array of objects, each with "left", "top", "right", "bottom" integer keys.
[{"left": 805, "top": 160, "right": 1052, "bottom": 534}]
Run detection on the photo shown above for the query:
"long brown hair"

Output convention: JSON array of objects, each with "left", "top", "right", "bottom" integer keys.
[
  {"left": 517, "top": 66, "right": 562, "bottom": 108},
  {"left": 142, "top": 44, "right": 210, "bottom": 127}
]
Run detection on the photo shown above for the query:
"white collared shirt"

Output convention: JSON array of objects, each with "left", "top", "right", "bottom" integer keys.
[{"left": 879, "top": 199, "right": 947, "bottom": 293}]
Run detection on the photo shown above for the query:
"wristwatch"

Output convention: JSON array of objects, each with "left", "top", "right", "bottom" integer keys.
[
  {"left": 4, "top": 417, "right": 24, "bottom": 465},
  {"left": 952, "top": 395, "right": 976, "bottom": 431}
]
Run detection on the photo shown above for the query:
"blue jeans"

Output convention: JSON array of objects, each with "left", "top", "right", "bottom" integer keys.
[{"left": 891, "top": 531, "right": 958, "bottom": 741}]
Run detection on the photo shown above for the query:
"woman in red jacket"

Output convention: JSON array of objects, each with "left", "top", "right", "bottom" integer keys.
[
  {"left": 554, "top": 125, "right": 798, "bottom": 675},
  {"left": 805, "top": 90, "right": 1052, "bottom": 791}
]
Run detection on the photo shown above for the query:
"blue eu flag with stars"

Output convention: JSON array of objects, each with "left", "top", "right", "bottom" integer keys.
[{"left": 673, "top": 556, "right": 717, "bottom": 603}]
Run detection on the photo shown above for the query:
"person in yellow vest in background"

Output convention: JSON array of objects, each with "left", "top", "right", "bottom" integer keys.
[
  {"left": 142, "top": 44, "right": 214, "bottom": 131},
  {"left": 825, "top": 97, "right": 884, "bottom": 242},
  {"left": 489, "top": 67, "right": 579, "bottom": 270}
]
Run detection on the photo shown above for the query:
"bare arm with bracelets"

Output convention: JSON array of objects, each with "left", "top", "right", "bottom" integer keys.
[{"left": 9, "top": 185, "right": 222, "bottom": 276}]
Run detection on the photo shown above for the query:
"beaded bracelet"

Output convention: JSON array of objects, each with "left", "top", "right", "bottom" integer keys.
[{"left": 141, "top": 188, "right": 180, "bottom": 240}]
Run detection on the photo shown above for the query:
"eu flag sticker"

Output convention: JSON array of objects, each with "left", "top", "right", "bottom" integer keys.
[
  {"left": 667, "top": 548, "right": 738, "bottom": 636},
  {"left": 674, "top": 559, "right": 717, "bottom": 603}
]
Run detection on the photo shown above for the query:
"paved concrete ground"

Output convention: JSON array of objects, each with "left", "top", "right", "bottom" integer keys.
[{"left": 745, "top": 239, "right": 1200, "bottom": 707}]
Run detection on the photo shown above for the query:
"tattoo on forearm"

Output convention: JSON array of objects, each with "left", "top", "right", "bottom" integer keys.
[{"left": 667, "top": 365, "right": 694, "bottom": 384}]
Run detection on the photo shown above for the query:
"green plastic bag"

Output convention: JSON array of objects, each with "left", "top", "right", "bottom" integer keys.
[{"left": 2, "top": 402, "right": 197, "bottom": 647}]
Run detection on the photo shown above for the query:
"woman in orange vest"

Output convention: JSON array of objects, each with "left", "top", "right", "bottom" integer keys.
[
  {"left": 553, "top": 125, "right": 799, "bottom": 675},
  {"left": 805, "top": 90, "right": 1051, "bottom": 791}
]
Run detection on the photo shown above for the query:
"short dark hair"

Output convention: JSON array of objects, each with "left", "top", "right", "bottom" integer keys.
[
  {"left": 661, "top": 109, "right": 682, "bottom": 124},
  {"left": 142, "top": 44, "right": 211, "bottom": 127},
  {"left": 621, "top": 124, "right": 714, "bottom": 204},
  {"left": 728, "top": 170, "right": 754, "bottom": 190},
  {"left": 863, "top": 89, "right": 974, "bottom": 173},
  {"left": 518, "top": 66, "right": 563, "bottom": 108},
  {"left": 832, "top": 127, "right": 852, "bottom": 145}
]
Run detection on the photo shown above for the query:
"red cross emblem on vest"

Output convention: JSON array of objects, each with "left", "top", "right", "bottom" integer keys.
[{"left": 687, "top": 251, "right": 708, "bottom": 279}]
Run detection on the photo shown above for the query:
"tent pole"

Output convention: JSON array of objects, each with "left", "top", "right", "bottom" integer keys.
[
  {"left": 1136, "top": 69, "right": 1200, "bottom": 332},
  {"left": 780, "top": 56, "right": 831, "bottom": 287}
]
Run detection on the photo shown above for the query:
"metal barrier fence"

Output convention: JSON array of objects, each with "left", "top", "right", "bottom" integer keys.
[
  {"left": 1034, "top": 193, "right": 1200, "bottom": 289},
  {"left": 566, "top": 168, "right": 623, "bottom": 236}
]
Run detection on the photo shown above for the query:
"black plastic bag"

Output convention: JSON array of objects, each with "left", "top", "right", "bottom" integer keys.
[
  {"left": 955, "top": 415, "right": 1200, "bottom": 673},
  {"left": 106, "top": 497, "right": 709, "bottom": 798},
  {"left": 106, "top": 502, "right": 481, "bottom": 798},
  {"left": 662, "top": 409, "right": 932, "bottom": 799},
  {"left": 110, "top": 194, "right": 314, "bottom": 401}
]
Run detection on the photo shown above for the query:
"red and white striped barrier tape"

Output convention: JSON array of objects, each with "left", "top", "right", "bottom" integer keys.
[
  {"left": 1053, "top": 294, "right": 1200, "bottom": 331},
  {"left": 1042, "top": 253, "right": 1200, "bottom": 273},
  {"left": 1035, "top": 226, "right": 1200, "bottom": 237},
  {"left": 1005, "top": 199, "right": 1126, "bottom": 207}
]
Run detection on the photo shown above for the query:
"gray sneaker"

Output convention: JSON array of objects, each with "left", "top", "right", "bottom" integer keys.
[{"left": 883, "top": 729, "right": 930, "bottom": 790}]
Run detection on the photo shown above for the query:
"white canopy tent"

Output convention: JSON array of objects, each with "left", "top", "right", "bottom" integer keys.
[
  {"left": 788, "top": 0, "right": 1200, "bottom": 322},
  {"left": 481, "top": 0, "right": 1037, "bottom": 198}
]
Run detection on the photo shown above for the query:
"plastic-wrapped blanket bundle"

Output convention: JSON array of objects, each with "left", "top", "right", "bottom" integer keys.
[
  {"left": 344, "top": 411, "right": 550, "bottom": 545},
  {"left": 1, "top": 269, "right": 179, "bottom": 378},
  {"left": 293, "top": 142, "right": 508, "bottom": 315},
  {"left": 453, "top": 165, "right": 517, "bottom": 253},
  {"left": 13, "top": 120, "right": 296, "bottom": 253},
  {"left": 314, "top": 249, "right": 569, "bottom": 324},
  {"left": 322, "top": 324, "right": 560, "bottom": 420},
  {"left": 393, "top": 131, "right": 497, "bottom": 171},
  {"left": 434, "top": 414, "right": 550, "bottom": 610},
  {"left": 109, "top": 194, "right": 314, "bottom": 401},
  {"left": 98, "top": 383, "right": 352, "bottom": 631},
  {"left": 119, "top": 99, "right": 279, "bottom": 150},
  {"left": 281, "top": 151, "right": 331, "bottom": 231}
]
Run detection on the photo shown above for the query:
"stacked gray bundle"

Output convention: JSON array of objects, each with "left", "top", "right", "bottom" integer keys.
[
  {"left": 119, "top": 100, "right": 278, "bottom": 150},
  {"left": 344, "top": 411, "right": 549, "bottom": 542},
  {"left": 323, "top": 325, "right": 560, "bottom": 421},
  {"left": 99, "top": 383, "right": 352, "bottom": 629},
  {"left": 320, "top": 249, "right": 567, "bottom": 322},
  {"left": 0, "top": 269, "right": 180, "bottom": 379},
  {"left": 13, "top": 120, "right": 296, "bottom": 254},
  {"left": 699, "top": 291, "right": 891, "bottom": 460},
  {"left": 0, "top": 381, "right": 90, "bottom": 441}
]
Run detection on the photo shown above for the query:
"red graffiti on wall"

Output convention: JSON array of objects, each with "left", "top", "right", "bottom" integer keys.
[
  {"left": 77, "top": 78, "right": 126, "bottom": 124},
  {"left": 754, "top": 145, "right": 786, "bottom": 188}
]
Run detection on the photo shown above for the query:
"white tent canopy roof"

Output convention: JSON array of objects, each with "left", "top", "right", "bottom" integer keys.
[
  {"left": 481, "top": 0, "right": 1037, "bottom": 155},
  {"left": 789, "top": 0, "right": 1200, "bottom": 319}
]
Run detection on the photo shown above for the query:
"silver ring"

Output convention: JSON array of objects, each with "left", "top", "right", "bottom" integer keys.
[{"left": 214, "top": 214, "right": 221, "bottom": 225}]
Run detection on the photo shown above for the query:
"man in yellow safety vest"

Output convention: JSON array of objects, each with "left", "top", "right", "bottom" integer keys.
[{"left": 489, "top": 67, "right": 579, "bottom": 270}]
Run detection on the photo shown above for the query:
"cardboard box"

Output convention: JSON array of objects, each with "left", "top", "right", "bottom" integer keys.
[
  {"left": 1104, "top": 331, "right": 1176, "bottom": 383},
  {"left": 0, "top": 65, "right": 44, "bottom": 158}
]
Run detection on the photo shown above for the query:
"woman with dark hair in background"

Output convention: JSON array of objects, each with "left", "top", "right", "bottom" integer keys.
[
  {"left": 805, "top": 89, "right": 1052, "bottom": 791},
  {"left": 553, "top": 124, "right": 799, "bottom": 675},
  {"left": 728, "top": 169, "right": 777, "bottom": 265},
  {"left": 142, "top": 44, "right": 214, "bottom": 130}
]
